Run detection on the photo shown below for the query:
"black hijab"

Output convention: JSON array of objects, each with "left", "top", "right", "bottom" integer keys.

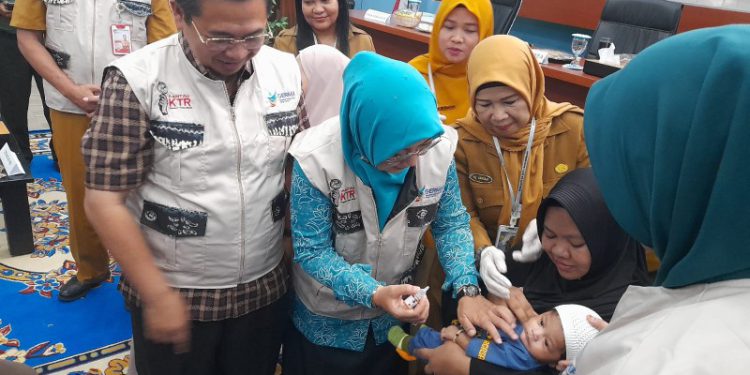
[{"left": 522, "top": 168, "right": 650, "bottom": 321}]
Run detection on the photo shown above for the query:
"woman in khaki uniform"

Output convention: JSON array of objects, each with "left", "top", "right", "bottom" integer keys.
[
  {"left": 273, "top": 0, "right": 374, "bottom": 58},
  {"left": 455, "top": 35, "right": 589, "bottom": 292}
]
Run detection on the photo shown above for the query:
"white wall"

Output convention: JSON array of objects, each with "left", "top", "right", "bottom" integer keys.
[{"left": 669, "top": 0, "right": 750, "bottom": 12}]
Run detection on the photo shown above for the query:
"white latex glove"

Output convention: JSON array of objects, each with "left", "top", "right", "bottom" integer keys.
[
  {"left": 512, "top": 219, "right": 543, "bottom": 263},
  {"left": 480, "top": 246, "right": 512, "bottom": 299}
]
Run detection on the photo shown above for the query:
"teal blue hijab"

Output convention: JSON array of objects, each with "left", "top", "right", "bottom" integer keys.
[
  {"left": 340, "top": 52, "right": 444, "bottom": 230},
  {"left": 585, "top": 25, "right": 750, "bottom": 288}
]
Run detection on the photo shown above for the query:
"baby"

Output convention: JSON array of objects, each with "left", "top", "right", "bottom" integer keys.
[{"left": 388, "top": 304, "right": 600, "bottom": 371}]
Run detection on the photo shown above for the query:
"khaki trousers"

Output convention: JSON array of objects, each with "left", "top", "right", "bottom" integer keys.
[{"left": 50, "top": 110, "right": 109, "bottom": 282}]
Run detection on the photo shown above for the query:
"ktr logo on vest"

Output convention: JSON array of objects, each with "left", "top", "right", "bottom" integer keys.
[
  {"left": 168, "top": 94, "right": 192, "bottom": 110},
  {"left": 328, "top": 179, "right": 357, "bottom": 207},
  {"left": 339, "top": 187, "right": 357, "bottom": 204},
  {"left": 156, "top": 81, "right": 193, "bottom": 115}
]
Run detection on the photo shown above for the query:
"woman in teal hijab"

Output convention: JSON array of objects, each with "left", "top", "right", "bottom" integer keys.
[
  {"left": 570, "top": 25, "right": 750, "bottom": 374},
  {"left": 285, "top": 52, "right": 512, "bottom": 374},
  {"left": 339, "top": 51, "right": 444, "bottom": 229}
]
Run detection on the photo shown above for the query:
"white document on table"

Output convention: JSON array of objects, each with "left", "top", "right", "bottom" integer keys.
[
  {"left": 364, "top": 9, "right": 391, "bottom": 24},
  {"left": 0, "top": 143, "right": 25, "bottom": 176}
]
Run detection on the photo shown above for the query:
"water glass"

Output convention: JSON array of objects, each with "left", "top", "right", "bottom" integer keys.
[{"left": 564, "top": 33, "right": 591, "bottom": 71}]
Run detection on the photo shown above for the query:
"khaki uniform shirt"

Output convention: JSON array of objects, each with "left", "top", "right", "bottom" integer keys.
[
  {"left": 454, "top": 111, "right": 590, "bottom": 250},
  {"left": 273, "top": 24, "right": 375, "bottom": 58}
]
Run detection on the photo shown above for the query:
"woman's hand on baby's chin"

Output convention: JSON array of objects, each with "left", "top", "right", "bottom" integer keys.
[
  {"left": 587, "top": 315, "right": 609, "bottom": 331},
  {"left": 507, "top": 287, "right": 538, "bottom": 324}
]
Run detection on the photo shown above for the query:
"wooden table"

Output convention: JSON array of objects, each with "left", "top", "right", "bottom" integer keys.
[
  {"left": 350, "top": 10, "right": 429, "bottom": 62},
  {"left": 350, "top": 10, "right": 599, "bottom": 107},
  {"left": 539, "top": 63, "right": 599, "bottom": 107}
]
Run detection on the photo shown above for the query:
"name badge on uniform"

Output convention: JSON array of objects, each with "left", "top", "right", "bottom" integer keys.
[{"left": 111, "top": 24, "right": 132, "bottom": 55}]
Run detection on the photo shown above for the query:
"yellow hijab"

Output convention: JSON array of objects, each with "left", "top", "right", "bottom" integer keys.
[
  {"left": 457, "top": 35, "right": 582, "bottom": 241},
  {"left": 408, "top": 0, "right": 494, "bottom": 125}
]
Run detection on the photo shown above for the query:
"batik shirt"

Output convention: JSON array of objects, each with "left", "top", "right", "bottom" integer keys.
[{"left": 290, "top": 160, "right": 477, "bottom": 351}]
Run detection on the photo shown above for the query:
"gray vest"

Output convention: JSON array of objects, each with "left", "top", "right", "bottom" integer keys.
[
  {"left": 43, "top": 0, "right": 152, "bottom": 114},
  {"left": 289, "top": 118, "right": 457, "bottom": 320},
  {"left": 112, "top": 36, "right": 301, "bottom": 288}
]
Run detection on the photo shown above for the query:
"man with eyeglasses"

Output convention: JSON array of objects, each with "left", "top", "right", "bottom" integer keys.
[
  {"left": 80, "top": 0, "right": 308, "bottom": 373},
  {"left": 12, "top": 0, "right": 175, "bottom": 303}
]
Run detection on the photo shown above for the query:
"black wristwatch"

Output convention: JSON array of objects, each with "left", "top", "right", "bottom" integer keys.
[{"left": 456, "top": 284, "right": 481, "bottom": 299}]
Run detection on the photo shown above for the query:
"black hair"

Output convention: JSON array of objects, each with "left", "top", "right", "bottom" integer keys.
[
  {"left": 475, "top": 82, "right": 507, "bottom": 93},
  {"left": 176, "top": 0, "right": 271, "bottom": 24},
  {"left": 294, "top": 0, "right": 351, "bottom": 56}
]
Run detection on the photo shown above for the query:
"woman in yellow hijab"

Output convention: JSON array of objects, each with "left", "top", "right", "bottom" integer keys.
[
  {"left": 455, "top": 35, "right": 589, "bottom": 291},
  {"left": 409, "top": 0, "right": 494, "bottom": 125}
]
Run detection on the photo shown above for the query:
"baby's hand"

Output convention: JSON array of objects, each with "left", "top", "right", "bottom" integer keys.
[
  {"left": 553, "top": 359, "right": 571, "bottom": 372},
  {"left": 440, "top": 325, "right": 461, "bottom": 342}
]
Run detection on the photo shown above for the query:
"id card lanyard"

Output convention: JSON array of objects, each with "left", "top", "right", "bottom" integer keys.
[
  {"left": 428, "top": 63, "right": 448, "bottom": 122},
  {"left": 491, "top": 118, "right": 537, "bottom": 250},
  {"left": 111, "top": 4, "right": 133, "bottom": 56},
  {"left": 427, "top": 62, "right": 436, "bottom": 95}
]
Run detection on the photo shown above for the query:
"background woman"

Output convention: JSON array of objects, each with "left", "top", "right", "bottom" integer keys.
[
  {"left": 454, "top": 35, "right": 589, "bottom": 294},
  {"left": 409, "top": 0, "right": 494, "bottom": 125},
  {"left": 516, "top": 168, "right": 650, "bottom": 322},
  {"left": 416, "top": 168, "right": 649, "bottom": 375},
  {"left": 274, "top": 0, "right": 374, "bottom": 57},
  {"left": 409, "top": 0, "right": 493, "bottom": 328},
  {"left": 297, "top": 44, "right": 350, "bottom": 127}
]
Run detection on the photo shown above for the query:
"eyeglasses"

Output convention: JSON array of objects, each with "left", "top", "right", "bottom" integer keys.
[
  {"left": 362, "top": 137, "right": 443, "bottom": 167},
  {"left": 190, "top": 20, "right": 272, "bottom": 52}
]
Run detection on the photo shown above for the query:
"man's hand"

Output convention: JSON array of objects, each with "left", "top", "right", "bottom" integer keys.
[
  {"left": 143, "top": 289, "right": 191, "bottom": 353},
  {"left": 457, "top": 295, "right": 517, "bottom": 343},
  {"left": 372, "top": 284, "right": 429, "bottom": 324},
  {"left": 64, "top": 83, "right": 101, "bottom": 115},
  {"left": 0, "top": 3, "right": 12, "bottom": 18},
  {"left": 417, "top": 342, "right": 471, "bottom": 375}
]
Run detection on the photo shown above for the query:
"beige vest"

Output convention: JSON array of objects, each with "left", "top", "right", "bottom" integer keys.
[
  {"left": 289, "top": 118, "right": 457, "bottom": 320},
  {"left": 112, "top": 35, "right": 301, "bottom": 288},
  {"left": 42, "top": 0, "right": 152, "bottom": 114}
]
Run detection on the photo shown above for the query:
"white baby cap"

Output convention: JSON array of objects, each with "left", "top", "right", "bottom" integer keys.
[{"left": 554, "top": 304, "right": 602, "bottom": 360}]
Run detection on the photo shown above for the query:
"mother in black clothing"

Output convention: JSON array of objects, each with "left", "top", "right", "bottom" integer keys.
[{"left": 420, "top": 168, "right": 650, "bottom": 374}]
